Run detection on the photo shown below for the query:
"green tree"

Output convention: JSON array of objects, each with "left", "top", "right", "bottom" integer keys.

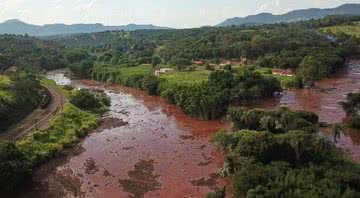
[
  {"left": 332, "top": 124, "right": 343, "bottom": 143},
  {"left": 151, "top": 55, "right": 161, "bottom": 67},
  {"left": 142, "top": 75, "right": 160, "bottom": 95},
  {"left": 0, "top": 141, "right": 31, "bottom": 191}
]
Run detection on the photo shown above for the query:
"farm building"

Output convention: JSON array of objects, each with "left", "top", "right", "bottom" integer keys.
[{"left": 155, "top": 68, "right": 176, "bottom": 75}]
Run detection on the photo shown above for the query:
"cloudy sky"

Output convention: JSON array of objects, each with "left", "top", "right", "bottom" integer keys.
[{"left": 0, "top": 0, "right": 359, "bottom": 28}]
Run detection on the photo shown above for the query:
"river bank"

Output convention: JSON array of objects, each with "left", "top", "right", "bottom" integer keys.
[
  {"left": 7, "top": 59, "right": 360, "bottom": 197},
  {"left": 7, "top": 70, "right": 231, "bottom": 198},
  {"left": 254, "top": 59, "right": 360, "bottom": 161}
]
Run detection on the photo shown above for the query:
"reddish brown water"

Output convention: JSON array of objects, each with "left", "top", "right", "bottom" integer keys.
[
  {"left": 8, "top": 70, "right": 230, "bottom": 198},
  {"left": 254, "top": 60, "right": 360, "bottom": 161},
  {"left": 7, "top": 60, "right": 360, "bottom": 197}
]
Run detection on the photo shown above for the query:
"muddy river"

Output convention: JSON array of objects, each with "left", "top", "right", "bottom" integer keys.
[
  {"left": 255, "top": 60, "right": 360, "bottom": 161},
  {"left": 6, "top": 60, "right": 360, "bottom": 198},
  {"left": 8, "top": 70, "right": 231, "bottom": 198}
]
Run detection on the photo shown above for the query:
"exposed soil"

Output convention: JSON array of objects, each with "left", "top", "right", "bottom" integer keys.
[
  {"left": 10, "top": 60, "right": 360, "bottom": 198},
  {"left": 118, "top": 159, "right": 161, "bottom": 198},
  {"left": 190, "top": 173, "right": 219, "bottom": 190},
  {"left": 6, "top": 70, "right": 230, "bottom": 198},
  {"left": 97, "top": 117, "right": 129, "bottom": 131}
]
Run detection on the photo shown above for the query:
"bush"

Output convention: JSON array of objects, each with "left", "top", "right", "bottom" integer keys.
[
  {"left": 142, "top": 75, "right": 160, "bottom": 95},
  {"left": 0, "top": 141, "right": 31, "bottom": 191},
  {"left": 212, "top": 107, "right": 360, "bottom": 197},
  {"left": 205, "top": 188, "right": 225, "bottom": 198},
  {"left": 17, "top": 104, "right": 99, "bottom": 165},
  {"left": 229, "top": 107, "right": 318, "bottom": 134},
  {"left": 230, "top": 70, "right": 281, "bottom": 104},
  {"left": 340, "top": 92, "right": 360, "bottom": 129},
  {"left": 70, "top": 89, "right": 101, "bottom": 111},
  {"left": 70, "top": 89, "right": 110, "bottom": 113}
]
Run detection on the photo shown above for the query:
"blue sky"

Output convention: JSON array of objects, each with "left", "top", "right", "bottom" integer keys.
[{"left": 0, "top": 0, "right": 359, "bottom": 28}]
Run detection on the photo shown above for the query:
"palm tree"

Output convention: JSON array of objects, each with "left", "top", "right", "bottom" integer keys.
[{"left": 332, "top": 124, "right": 343, "bottom": 144}]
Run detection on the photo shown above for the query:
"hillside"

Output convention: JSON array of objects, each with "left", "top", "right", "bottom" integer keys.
[
  {"left": 0, "top": 19, "right": 171, "bottom": 36},
  {"left": 0, "top": 35, "right": 68, "bottom": 72},
  {"left": 218, "top": 3, "right": 360, "bottom": 26},
  {"left": 321, "top": 21, "right": 360, "bottom": 39}
]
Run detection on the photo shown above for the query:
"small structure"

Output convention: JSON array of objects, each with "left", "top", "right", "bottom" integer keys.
[
  {"left": 193, "top": 60, "right": 203, "bottom": 65},
  {"left": 155, "top": 68, "right": 176, "bottom": 76},
  {"left": 272, "top": 69, "right": 294, "bottom": 77}
]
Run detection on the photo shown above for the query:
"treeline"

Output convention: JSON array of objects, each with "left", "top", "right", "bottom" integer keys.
[
  {"left": 340, "top": 92, "right": 360, "bottom": 129},
  {"left": 210, "top": 107, "right": 360, "bottom": 197},
  {"left": 0, "top": 35, "right": 68, "bottom": 72},
  {"left": 0, "top": 73, "right": 43, "bottom": 132},
  {"left": 0, "top": 87, "right": 109, "bottom": 192},
  {"left": 50, "top": 15, "right": 360, "bottom": 87},
  {"left": 92, "top": 65, "right": 281, "bottom": 120}
]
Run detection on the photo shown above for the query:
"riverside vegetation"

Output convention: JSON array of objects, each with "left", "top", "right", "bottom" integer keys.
[
  {"left": 0, "top": 84, "right": 110, "bottom": 191},
  {"left": 0, "top": 14, "right": 360, "bottom": 197},
  {"left": 210, "top": 107, "right": 360, "bottom": 197}
]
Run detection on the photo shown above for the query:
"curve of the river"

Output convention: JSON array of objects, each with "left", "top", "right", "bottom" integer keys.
[
  {"left": 10, "top": 70, "right": 231, "bottom": 198},
  {"left": 7, "top": 60, "right": 360, "bottom": 198}
]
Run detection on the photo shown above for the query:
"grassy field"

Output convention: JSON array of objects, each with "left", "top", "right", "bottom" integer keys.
[
  {"left": 253, "top": 67, "right": 296, "bottom": 88},
  {"left": 0, "top": 75, "right": 15, "bottom": 103},
  {"left": 159, "top": 70, "right": 210, "bottom": 86},
  {"left": 321, "top": 21, "right": 360, "bottom": 38}
]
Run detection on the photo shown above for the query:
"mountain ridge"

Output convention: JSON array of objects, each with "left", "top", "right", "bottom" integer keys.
[
  {"left": 218, "top": 3, "right": 360, "bottom": 27},
  {"left": 0, "top": 19, "right": 172, "bottom": 36}
]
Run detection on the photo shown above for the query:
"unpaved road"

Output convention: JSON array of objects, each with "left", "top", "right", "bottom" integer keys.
[{"left": 0, "top": 85, "right": 66, "bottom": 141}]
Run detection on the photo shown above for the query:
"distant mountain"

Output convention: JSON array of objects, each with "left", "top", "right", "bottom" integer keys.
[
  {"left": 0, "top": 19, "right": 171, "bottom": 36},
  {"left": 218, "top": 3, "right": 360, "bottom": 27}
]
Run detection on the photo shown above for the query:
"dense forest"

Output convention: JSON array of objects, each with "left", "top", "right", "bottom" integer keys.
[
  {"left": 0, "top": 35, "right": 67, "bottom": 72},
  {"left": 38, "top": 15, "right": 359, "bottom": 120},
  {"left": 211, "top": 107, "right": 360, "bottom": 197},
  {"left": 50, "top": 15, "right": 360, "bottom": 86},
  {"left": 0, "top": 14, "right": 360, "bottom": 197},
  {"left": 0, "top": 73, "right": 43, "bottom": 132}
]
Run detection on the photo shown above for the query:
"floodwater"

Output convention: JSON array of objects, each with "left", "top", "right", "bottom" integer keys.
[
  {"left": 6, "top": 59, "right": 360, "bottom": 198},
  {"left": 254, "top": 60, "right": 360, "bottom": 161},
  {"left": 8, "top": 70, "right": 230, "bottom": 198}
]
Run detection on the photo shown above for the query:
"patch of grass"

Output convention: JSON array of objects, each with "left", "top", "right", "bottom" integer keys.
[
  {"left": 0, "top": 75, "right": 15, "bottom": 104},
  {"left": 255, "top": 67, "right": 296, "bottom": 88},
  {"left": 321, "top": 21, "right": 360, "bottom": 38},
  {"left": 16, "top": 104, "right": 99, "bottom": 165},
  {"left": 159, "top": 70, "right": 210, "bottom": 86}
]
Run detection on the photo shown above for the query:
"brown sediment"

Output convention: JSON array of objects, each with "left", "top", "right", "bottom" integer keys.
[
  {"left": 118, "top": 159, "right": 161, "bottom": 198},
  {"left": 8, "top": 70, "right": 231, "bottom": 198},
  {"left": 189, "top": 173, "right": 219, "bottom": 190},
  {"left": 97, "top": 117, "right": 129, "bottom": 130},
  {"left": 84, "top": 157, "right": 100, "bottom": 175},
  {"left": 18, "top": 59, "right": 360, "bottom": 198}
]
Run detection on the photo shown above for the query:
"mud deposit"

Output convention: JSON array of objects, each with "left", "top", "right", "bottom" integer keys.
[
  {"left": 254, "top": 60, "right": 360, "bottom": 161},
  {"left": 8, "top": 60, "right": 360, "bottom": 198},
  {"left": 8, "top": 70, "right": 230, "bottom": 198}
]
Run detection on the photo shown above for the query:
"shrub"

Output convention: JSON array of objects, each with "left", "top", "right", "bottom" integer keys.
[
  {"left": 340, "top": 92, "right": 360, "bottom": 129},
  {"left": 142, "top": 75, "right": 160, "bottom": 95},
  {"left": 17, "top": 104, "right": 99, "bottom": 165},
  {"left": 205, "top": 188, "right": 225, "bottom": 198},
  {"left": 70, "top": 89, "right": 110, "bottom": 113},
  {"left": 0, "top": 141, "right": 31, "bottom": 191},
  {"left": 212, "top": 107, "right": 360, "bottom": 197}
]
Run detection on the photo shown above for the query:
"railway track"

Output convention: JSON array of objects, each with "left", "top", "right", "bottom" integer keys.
[{"left": 0, "top": 85, "right": 66, "bottom": 141}]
